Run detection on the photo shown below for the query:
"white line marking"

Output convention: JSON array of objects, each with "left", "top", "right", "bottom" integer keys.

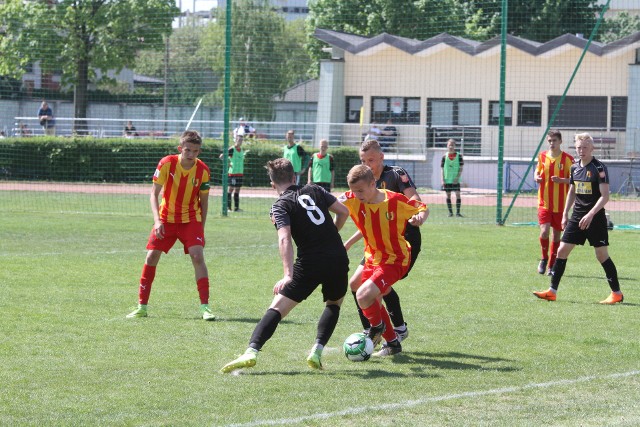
[{"left": 222, "top": 370, "right": 640, "bottom": 427}]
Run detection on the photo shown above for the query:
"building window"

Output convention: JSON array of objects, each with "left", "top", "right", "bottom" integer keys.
[
  {"left": 489, "top": 101, "right": 512, "bottom": 126},
  {"left": 517, "top": 101, "right": 542, "bottom": 126},
  {"left": 548, "top": 96, "right": 607, "bottom": 129},
  {"left": 427, "top": 98, "right": 482, "bottom": 155},
  {"left": 611, "top": 96, "right": 627, "bottom": 130},
  {"left": 371, "top": 96, "right": 420, "bottom": 124},
  {"left": 345, "top": 96, "right": 363, "bottom": 123}
]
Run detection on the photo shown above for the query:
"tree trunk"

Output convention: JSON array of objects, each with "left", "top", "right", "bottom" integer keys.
[{"left": 73, "top": 57, "right": 89, "bottom": 135}]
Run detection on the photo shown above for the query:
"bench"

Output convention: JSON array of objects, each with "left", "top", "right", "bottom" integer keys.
[{"left": 592, "top": 137, "right": 616, "bottom": 157}]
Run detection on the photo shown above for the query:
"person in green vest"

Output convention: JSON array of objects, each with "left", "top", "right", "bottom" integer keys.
[
  {"left": 283, "top": 129, "right": 308, "bottom": 185},
  {"left": 220, "top": 134, "right": 248, "bottom": 212},
  {"left": 307, "top": 139, "right": 335, "bottom": 192},
  {"left": 441, "top": 138, "right": 464, "bottom": 217}
]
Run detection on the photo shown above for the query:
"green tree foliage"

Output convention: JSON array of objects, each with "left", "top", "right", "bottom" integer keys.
[
  {"left": 458, "top": 0, "right": 600, "bottom": 42},
  {"left": 600, "top": 11, "right": 640, "bottom": 43},
  {"left": 0, "top": 0, "right": 179, "bottom": 126},
  {"left": 135, "top": 24, "right": 218, "bottom": 105},
  {"left": 306, "top": 0, "right": 466, "bottom": 75},
  {"left": 199, "top": 0, "right": 311, "bottom": 121}
]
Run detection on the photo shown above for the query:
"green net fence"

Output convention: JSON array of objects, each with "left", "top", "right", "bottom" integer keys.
[{"left": 1, "top": 0, "right": 639, "bottom": 227}]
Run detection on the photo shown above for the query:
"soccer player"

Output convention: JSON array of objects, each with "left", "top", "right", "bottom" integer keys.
[
  {"left": 307, "top": 138, "right": 335, "bottom": 192},
  {"left": 340, "top": 165, "right": 428, "bottom": 357},
  {"left": 441, "top": 138, "right": 464, "bottom": 217},
  {"left": 220, "top": 133, "right": 247, "bottom": 212},
  {"left": 344, "top": 139, "right": 423, "bottom": 343},
  {"left": 534, "top": 130, "right": 574, "bottom": 275},
  {"left": 220, "top": 158, "right": 350, "bottom": 373},
  {"left": 127, "top": 130, "right": 215, "bottom": 320},
  {"left": 283, "top": 129, "right": 308, "bottom": 185},
  {"left": 533, "top": 133, "right": 623, "bottom": 304}
]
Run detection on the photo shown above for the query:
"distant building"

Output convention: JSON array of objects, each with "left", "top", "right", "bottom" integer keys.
[{"left": 216, "top": 0, "right": 309, "bottom": 21}]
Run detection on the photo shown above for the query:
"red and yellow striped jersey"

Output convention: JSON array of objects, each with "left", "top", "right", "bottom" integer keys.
[
  {"left": 153, "top": 155, "right": 211, "bottom": 223},
  {"left": 536, "top": 151, "right": 574, "bottom": 212},
  {"left": 341, "top": 189, "right": 427, "bottom": 267}
]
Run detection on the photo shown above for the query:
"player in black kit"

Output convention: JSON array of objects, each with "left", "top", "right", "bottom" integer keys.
[
  {"left": 221, "top": 158, "right": 350, "bottom": 373},
  {"left": 534, "top": 133, "right": 623, "bottom": 304},
  {"left": 344, "top": 139, "right": 428, "bottom": 342}
]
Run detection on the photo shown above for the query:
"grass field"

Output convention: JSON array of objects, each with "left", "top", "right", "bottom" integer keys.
[{"left": 1, "top": 195, "right": 639, "bottom": 426}]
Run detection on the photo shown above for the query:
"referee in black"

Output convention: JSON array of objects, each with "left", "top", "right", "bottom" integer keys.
[
  {"left": 221, "top": 158, "right": 350, "bottom": 373},
  {"left": 534, "top": 132, "right": 623, "bottom": 304}
]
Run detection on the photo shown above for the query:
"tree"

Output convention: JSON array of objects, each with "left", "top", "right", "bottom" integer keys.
[
  {"left": 0, "top": 0, "right": 179, "bottom": 131},
  {"left": 135, "top": 24, "right": 218, "bottom": 105},
  {"left": 305, "top": 0, "right": 466, "bottom": 75},
  {"left": 460, "top": 0, "right": 600, "bottom": 42},
  {"left": 599, "top": 11, "right": 640, "bottom": 43},
  {"left": 199, "top": 0, "right": 312, "bottom": 121}
]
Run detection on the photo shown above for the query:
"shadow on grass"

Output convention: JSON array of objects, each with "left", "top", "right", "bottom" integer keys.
[
  {"left": 393, "top": 351, "right": 520, "bottom": 373},
  {"left": 564, "top": 273, "right": 636, "bottom": 282}
]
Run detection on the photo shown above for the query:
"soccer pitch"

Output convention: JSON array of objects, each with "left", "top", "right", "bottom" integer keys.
[{"left": 1, "top": 202, "right": 639, "bottom": 426}]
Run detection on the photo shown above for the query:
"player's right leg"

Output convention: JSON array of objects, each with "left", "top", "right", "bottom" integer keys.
[
  {"left": 349, "top": 262, "right": 370, "bottom": 331},
  {"left": 127, "top": 249, "right": 162, "bottom": 318}
]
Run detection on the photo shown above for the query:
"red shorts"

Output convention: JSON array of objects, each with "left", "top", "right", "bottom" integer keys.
[
  {"left": 538, "top": 208, "right": 563, "bottom": 231},
  {"left": 361, "top": 262, "right": 408, "bottom": 295},
  {"left": 146, "top": 221, "right": 205, "bottom": 254}
]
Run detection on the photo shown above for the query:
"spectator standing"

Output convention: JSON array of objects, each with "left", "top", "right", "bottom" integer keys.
[
  {"left": 37, "top": 101, "right": 55, "bottom": 136},
  {"left": 534, "top": 130, "right": 574, "bottom": 275},
  {"left": 307, "top": 139, "right": 335, "bottom": 192},
  {"left": 441, "top": 139, "right": 464, "bottom": 217},
  {"left": 233, "top": 118, "right": 256, "bottom": 139},
  {"left": 283, "top": 129, "right": 307, "bottom": 185}
]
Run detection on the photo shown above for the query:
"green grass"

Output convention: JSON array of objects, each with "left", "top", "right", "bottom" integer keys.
[{"left": 0, "top": 198, "right": 639, "bottom": 426}]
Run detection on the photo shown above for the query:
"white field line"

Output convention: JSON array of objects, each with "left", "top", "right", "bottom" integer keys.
[{"left": 222, "top": 370, "right": 640, "bottom": 427}]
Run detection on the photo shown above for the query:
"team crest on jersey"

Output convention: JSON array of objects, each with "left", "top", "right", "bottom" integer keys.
[
  {"left": 385, "top": 212, "right": 395, "bottom": 221},
  {"left": 586, "top": 171, "right": 591, "bottom": 179},
  {"left": 599, "top": 171, "right": 606, "bottom": 179},
  {"left": 192, "top": 178, "right": 200, "bottom": 187}
]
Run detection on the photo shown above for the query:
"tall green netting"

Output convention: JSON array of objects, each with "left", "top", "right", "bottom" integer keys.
[{"left": 0, "top": 0, "right": 639, "bottom": 227}]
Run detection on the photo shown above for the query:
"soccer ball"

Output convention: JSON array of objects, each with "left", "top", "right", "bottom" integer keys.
[{"left": 343, "top": 332, "right": 374, "bottom": 362}]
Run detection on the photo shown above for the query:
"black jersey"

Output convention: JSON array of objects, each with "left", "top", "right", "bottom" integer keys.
[
  {"left": 270, "top": 184, "right": 347, "bottom": 259},
  {"left": 376, "top": 165, "right": 421, "bottom": 237},
  {"left": 570, "top": 157, "right": 609, "bottom": 218}
]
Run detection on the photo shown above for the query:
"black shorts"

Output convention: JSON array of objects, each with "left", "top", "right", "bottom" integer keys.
[
  {"left": 280, "top": 255, "right": 349, "bottom": 303},
  {"left": 561, "top": 211, "right": 609, "bottom": 247},
  {"left": 229, "top": 175, "right": 243, "bottom": 188},
  {"left": 442, "top": 183, "right": 461, "bottom": 192}
]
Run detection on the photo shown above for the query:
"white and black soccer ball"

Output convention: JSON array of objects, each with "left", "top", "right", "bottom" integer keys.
[{"left": 343, "top": 332, "right": 374, "bottom": 362}]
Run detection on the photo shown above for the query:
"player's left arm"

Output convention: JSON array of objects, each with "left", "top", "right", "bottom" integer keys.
[
  {"left": 454, "top": 155, "right": 463, "bottom": 184},
  {"left": 200, "top": 190, "right": 209, "bottom": 230},
  {"left": 274, "top": 225, "right": 294, "bottom": 294}
]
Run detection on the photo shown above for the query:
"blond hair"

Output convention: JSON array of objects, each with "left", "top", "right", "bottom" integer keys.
[
  {"left": 347, "top": 164, "right": 375, "bottom": 186},
  {"left": 574, "top": 132, "right": 593, "bottom": 145},
  {"left": 360, "top": 138, "right": 382, "bottom": 153}
]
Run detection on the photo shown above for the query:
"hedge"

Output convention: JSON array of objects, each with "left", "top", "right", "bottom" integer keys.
[{"left": 0, "top": 137, "right": 360, "bottom": 188}]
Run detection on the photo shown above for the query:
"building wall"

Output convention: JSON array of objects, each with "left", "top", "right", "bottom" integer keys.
[{"left": 338, "top": 40, "right": 638, "bottom": 157}]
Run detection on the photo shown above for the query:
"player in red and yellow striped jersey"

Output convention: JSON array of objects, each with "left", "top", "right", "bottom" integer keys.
[
  {"left": 127, "top": 130, "right": 215, "bottom": 321},
  {"left": 534, "top": 130, "right": 574, "bottom": 276},
  {"left": 339, "top": 165, "right": 428, "bottom": 357}
]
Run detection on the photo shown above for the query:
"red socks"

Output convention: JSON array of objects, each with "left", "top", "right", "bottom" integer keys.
[
  {"left": 539, "top": 237, "right": 549, "bottom": 260},
  {"left": 138, "top": 264, "right": 156, "bottom": 305},
  {"left": 361, "top": 300, "right": 395, "bottom": 342},
  {"left": 549, "top": 240, "right": 560, "bottom": 269},
  {"left": 197, "top": 277, "right": 209, "bottom": 304}
]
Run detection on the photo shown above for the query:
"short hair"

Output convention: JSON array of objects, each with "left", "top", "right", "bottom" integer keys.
[
  {"left": 547, "top": 130, "right": 562, "bottom": 140},
  {"left": 574, "top": 132, "right": 593, "bottom": 145},
  {"left": 347, "top": 164, "right": 375, "bottom": 186},
  {"left": 266, "top": 158, "right": 294, "bottom": 185},
  {"left": 360, "top": 138, "right": 382, "bottom": 153},
  {"left": 286, "top": 129, "right": 295, "bottom": 136},
  {"left": 180, "top": 130, "right": 202, "bottom": 145},
  {"left": 447, "top": 138, "right": 456, "bottom": 145}
]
